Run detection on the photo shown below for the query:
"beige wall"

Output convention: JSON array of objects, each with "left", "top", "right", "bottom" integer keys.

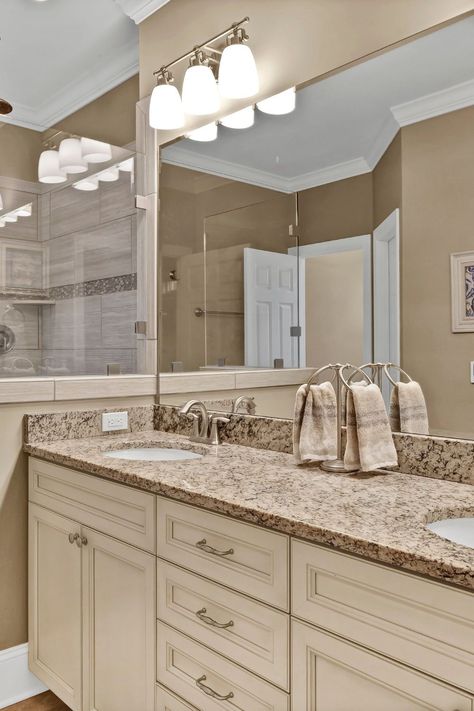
[
  {"left": 140, "top": 0, "right": 474, "bottom": 138},
  {"left": 373, "top": 132, "right": 402, "bottom": 228},
  {"left": 53, "top": 75, "right": 139, "bottom": 148},
  {"left": 0, "top": 124, "right": 43, "bottom": 182},
  {"left": 400, "top": 106, "right": 474, "bottom": 436},
  {"left": 305, "top": 252, "right": 365, "bottom": 367},
  {"left": 299, "top": 173, "right": 373, "bottom": 244}
]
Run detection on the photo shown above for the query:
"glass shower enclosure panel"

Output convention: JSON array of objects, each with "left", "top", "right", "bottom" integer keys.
[{"left": 0, "top": 143, "right": 141, "bottom": 377}]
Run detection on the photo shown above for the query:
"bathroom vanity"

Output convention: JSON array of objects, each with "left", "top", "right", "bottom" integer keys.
[{"left": 25, "top": 427, "right": 474, "bottom": 711}]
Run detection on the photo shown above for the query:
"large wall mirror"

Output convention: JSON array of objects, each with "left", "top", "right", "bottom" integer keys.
[
  {"left": 158, "top": 15, "right": 474, "bottom": 439},
  {"left": 0, "top": 138, "right": 145, "bottom": 377}
]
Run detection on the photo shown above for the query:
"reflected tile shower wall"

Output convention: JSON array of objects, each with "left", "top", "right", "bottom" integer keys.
[
  {"left": 42, "top": 170, "right": 137, "bottom": 376},
  {"left": 0, "top": 162, "right": 138, "bottom": 377}
]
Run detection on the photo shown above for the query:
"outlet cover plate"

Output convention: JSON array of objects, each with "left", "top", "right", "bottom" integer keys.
[
  {"left": 471, "top": 362, "right": 474, "bottom": 383},
  {"left": 102, "top": 411, "right": 129, "bottom": 432}
]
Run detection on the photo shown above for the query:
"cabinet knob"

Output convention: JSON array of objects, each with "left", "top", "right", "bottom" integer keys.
[
  {"left": 76, "top": 535, "right": 88, "bottom": 548},
  {"left": 68, "top": 533, "right": 79, "bottom": 545}
]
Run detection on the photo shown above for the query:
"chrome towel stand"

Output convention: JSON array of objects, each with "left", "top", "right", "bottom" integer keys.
[{"left": 305, "top": 363, "right": 372, "bottom": 473}]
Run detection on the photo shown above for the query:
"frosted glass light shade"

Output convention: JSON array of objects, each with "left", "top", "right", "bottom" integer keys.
[
  {"left": 59, "top": 138, "right": 87, "bottom": 174},
  {"left": 149, "top": 83, "right": 185, "bottom": 130},
  {"left": 257, "top": 87, "right": 296, "bottom": 115},
  {"left": 16, "top": 203, "right": 32, "bottom": 217},
  {"left": 4, "top": 212, "right": 18, "bottom": 222},
  {"left": 182, "top": 65, "right": 220, "bottom": 116},
  {"left": 98, "top": 166, "right": 119, "bottom": 182},
  {"left": 187, "top": 122, "right": 218, "bottom": 142},
  {"left": 38, "top": 150, "right": 67, "bottom": 184},
  {"left": 218, "top": 43, "right": 259, "bottom": 99},
  {"left": 118, "top": 158, "right": 134, "bottom": 172},
  {"left": 221, "top": 106, "right": 255, "bottom": 129},
  {"left": 73, "top": 177, "right": 99, "bottom": 191},
  {"left": 0, "top": 194, "right": 3, "bottom": 210},
  {"left": 81, "top": 137, "right": 111, "bottom": 163},
  {"left": 0, "top": 218, "right": 6, "bottom": 227}
]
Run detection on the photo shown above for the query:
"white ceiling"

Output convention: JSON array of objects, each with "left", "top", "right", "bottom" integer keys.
[
  {"left": 0, "top": 0, "right": 140, "bottom": 132},
  {"left": 162, "top": 16, "right": 474, "bottom": 193}
]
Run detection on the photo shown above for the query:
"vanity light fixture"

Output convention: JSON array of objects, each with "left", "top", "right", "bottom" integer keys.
[
  {"left": 149, "top": 69, "right": 185, "bottom": 130},
  {"left": 38, "top": 149, "right": 67, "bottom": 183},
  {"left": 118, "top": 158, "right": 134, "bottom": 172},
  {"left": 97, "top": 166, "right": 120, "bottom": 182},
  {"left": 4, "top": 212, "right": 18, "bottom": 223},
  {"left": 187, "top": 121, "right": 218, "bottom": 142},
  {"left": 218, "top": 25, "right": 259, "bottom": 99},
  {"left": 149, "top": 17, "right": 258, "bottom": 129},
  {"left": 16, "top": 203, "right": 32, "bottom": 217},
  {"left": 182, "top": 51, "right": 220, "bottom": 116},
  {"left": 221, "top": 106, "right": 255, "bottom": 129},
  {"left": 81, "top": 137, "right": 112, "bottom": 163},
  {"left": 59, "top": 138, "right": 88, "bottom": 174},
  {"left": 257, "top": 87, "right": 296, "bottom": 115},
  {"left": 73, "top": 177, "right": 99, "bottom": 192}
]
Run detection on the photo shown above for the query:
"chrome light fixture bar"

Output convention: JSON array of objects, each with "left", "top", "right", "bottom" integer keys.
[{"left": 150, "top": 17, "right": 259, "bottom": 130}]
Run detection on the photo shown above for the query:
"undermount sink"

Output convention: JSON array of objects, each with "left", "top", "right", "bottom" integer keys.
[
  {"left": 103, "top": 447, "right": 203, "bottom": 462},
  {"left": 425, "top": 517, "right": 474, "bottom": 548}
]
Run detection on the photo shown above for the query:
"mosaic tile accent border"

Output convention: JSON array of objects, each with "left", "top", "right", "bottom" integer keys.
[
  {"left": 49, "top": 273, "right": 137, "bottom": 301},
  {"left": 24, "top": 405, "right": 154, "bottom": 444},
  {"left": 155, "top": 405, "right": 474, "bottom": 485}
]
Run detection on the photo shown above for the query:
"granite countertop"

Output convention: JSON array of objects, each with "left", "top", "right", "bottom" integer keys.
[{"left": 24, "top": 430, "right": 474, "bottom": 591}]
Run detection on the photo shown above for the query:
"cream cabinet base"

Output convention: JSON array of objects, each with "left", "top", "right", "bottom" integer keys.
[{"left": 292, "top": 619, "right": 472, "bottom": 711}]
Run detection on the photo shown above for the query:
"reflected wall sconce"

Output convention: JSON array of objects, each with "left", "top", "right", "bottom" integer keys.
[
  {"left": 187, "top": 121, "right": 218, "bottom": 142},
  {"left": 221, "top": 106, "right": 255, "bottom": 129},
  {"left": 257, "top": 86, "right": 296, "bottom": 115},
  {"left": 72, "top": 158, "right": 134, "bottom": 192},
  {"left": 0, "top": 203, "right": 32, "bottom": 224},
  {"left": 149, "top": 17, "right": 258, "bottom": 130},
  {"left": 38, "top": 131, "right": 113, "bottom": 183}
]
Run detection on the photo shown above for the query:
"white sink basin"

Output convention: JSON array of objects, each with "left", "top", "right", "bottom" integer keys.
[
  {"left": 104, "top": 447, "right": 203, "bottom": 462},
  {"left": 426, "top": 517, "right": 474, "bottom": 548}
]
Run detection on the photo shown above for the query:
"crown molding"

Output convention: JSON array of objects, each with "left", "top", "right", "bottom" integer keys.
[
  {"left": 1, "top": 39, "right": 138, "bottom": 132},
  {"left": 366, "top": 114, "right": 400, "bottom": 170},
  {"left": 162, "top": 145, "right": 371, "bottom": 193},
  {"left": 391, "top": 78, "right": 474, "bottom": 127},
  {"left": 113, "top": 0, "right": 171, "bottom": 24}
]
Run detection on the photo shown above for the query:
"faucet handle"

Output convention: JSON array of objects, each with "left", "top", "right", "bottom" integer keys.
[{"left": 209, "top": 416, "right": 230, "bottom": 445}]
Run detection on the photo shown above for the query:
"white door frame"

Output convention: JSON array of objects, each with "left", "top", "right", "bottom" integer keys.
[
  {"left": 289, "top": 235, "right": 373, "bottom": 364},
  {"left": 373, "top": 209, "right": 400, "bottom": 363}
]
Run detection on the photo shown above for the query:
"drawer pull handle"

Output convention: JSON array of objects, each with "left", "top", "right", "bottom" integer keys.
[
  {"left": 196, "top": 538, "right": 234, "bottom": 557},
  {"left": 196, "top": 607, "right": 234, "bottom": 629},
  {"left": 195, "top": 675, "right": 234, "bottom": 701}
]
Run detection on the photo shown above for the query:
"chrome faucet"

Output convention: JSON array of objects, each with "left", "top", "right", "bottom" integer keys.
[
  {"left": 179, "top": 400, "right": 229, "bottom": 445},
  {"left": 232, "top": 395, "right": 256, "bottom": 415}
]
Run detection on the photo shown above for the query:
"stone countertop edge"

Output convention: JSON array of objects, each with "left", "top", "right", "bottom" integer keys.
[{"left": 24, "top": 430, "right": 474, "bottom": 592}]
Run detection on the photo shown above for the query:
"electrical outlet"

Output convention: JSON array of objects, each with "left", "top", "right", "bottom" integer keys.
[
  {"left": 471, "top": 362, "right": 474, "bottom": 383},
  {"left": 102, "top": 411, "right": 128, "bottom": 432}
]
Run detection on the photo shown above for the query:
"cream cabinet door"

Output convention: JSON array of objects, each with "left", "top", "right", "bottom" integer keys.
[
  {"left": 29, "top": 503, "right": 82, "bottom": 711},
  {"left": 292, "top": 620, "right": 472, "bottom": 711},
  {"left": 82, "top": 528, "right": 156, "bottom": 711}
]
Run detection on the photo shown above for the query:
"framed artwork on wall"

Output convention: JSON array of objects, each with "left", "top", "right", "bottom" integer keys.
[{"left": 451, "top": 251, "right": 474, "bottom": 332}]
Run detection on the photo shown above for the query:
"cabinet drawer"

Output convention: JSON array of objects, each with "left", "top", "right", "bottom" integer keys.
[
  {"left": 157, "top": 622, "right": 289, "bottom": 711},
  {"left": 29, "top": 457, "right": 155, "bottom": 552},
  {"left": 157, "top": 560, "right": 289, "bottom": 689},
  {"left": 155, "top": 685, "right": 198, "bottom": 711},
  {"left": 156, "top": 498, "right": 289, "bottom": 610},
  {"left": 292, "top": 619, "right": 473, "bottom": 711},
  {"left": 292, "top": 540, "right": 474, "bottom": 693}
]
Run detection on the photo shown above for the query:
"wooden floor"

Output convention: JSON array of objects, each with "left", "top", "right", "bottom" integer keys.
[{"left": 5, "top": 691, "right": 70, "bottom": 711}]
